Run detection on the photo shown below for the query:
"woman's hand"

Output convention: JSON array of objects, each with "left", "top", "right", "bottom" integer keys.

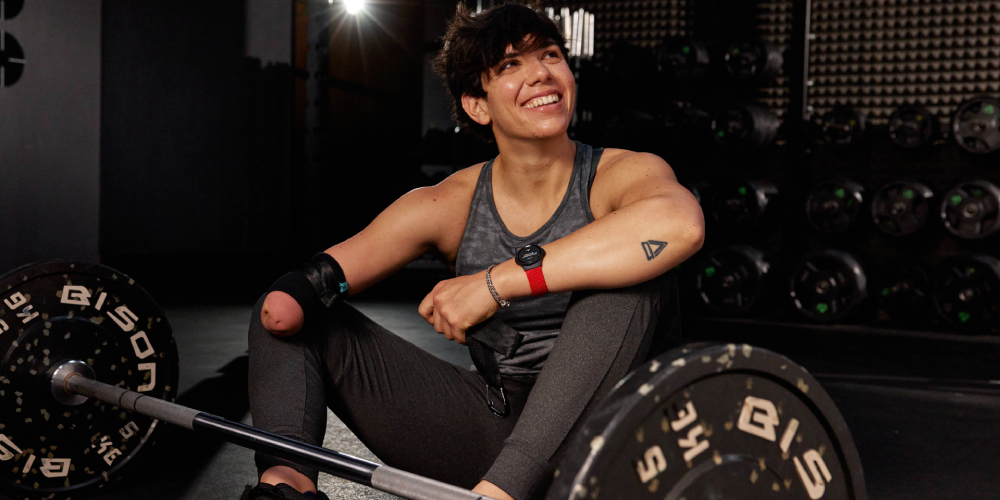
[{"left": 418, "top": 270, "right": 500, "bottom": 344}]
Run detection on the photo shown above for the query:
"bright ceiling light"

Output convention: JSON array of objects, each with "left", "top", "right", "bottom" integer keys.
[{"left": 343, "top": 0, "right": 365, "bottom": 15}]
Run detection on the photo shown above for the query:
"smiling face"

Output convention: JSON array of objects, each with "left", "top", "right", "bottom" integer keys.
[{"left": 461, "top": 41, "right": 576, "bottom": 143}]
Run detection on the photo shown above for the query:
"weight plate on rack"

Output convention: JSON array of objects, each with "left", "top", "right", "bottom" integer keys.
[
  {"left": 951, "top": 97, "right": 1000, "bottom": 154},
  {"left": 2, "top": 0, "right": 25, "bottom": 19},
  {"left": 790, "top": 250, "right": 867, "bottom": 323},
  {"left": 695, "top": 246, "right": 771, "bottom": 315},
  {"left": 821, "top": 107, "right": 866, "bottom": 147},
  {"left": 723, "top": 38, "right": 783, "bottom": 82},
  {"left": 711, "top": 103, "right": 780, "bottom": 149},
  {"left": 657, "top": 37, "right": 710, "bottom": 82},
  {"left": 1, "top": 32, "right": 26, "bottom": 88},
  {"left": 874, "top": 262, "right": 931, "bottom": 319},
  {"left": 663, "top": 106, "right": 712, "bottom": 148},
  {"left": 547, "top": 344, "right": 868, "bottom": 500},
  {"left": 806, "top": 179, "right": 865, "bottom": 233},
  {"left": 888, "top": 105, "right": 937, "bottom": 149},
  {"left": 939, "top": 180, "right": 1000, "bottom": 239},
  {"left": 709, "top": 180, "right": 779, "bottom": 233},
  {"left": 871, "top": 181, "right": 934, "bottom": 237},
  {"left": 0, "top": 262, "right": 178, "bottom": 500},
  {"left": 933, "top": 254, "right": 1000, "bottom": 329}
]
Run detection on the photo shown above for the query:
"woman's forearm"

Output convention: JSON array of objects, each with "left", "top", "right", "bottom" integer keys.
[{"left": 491, "top": 195, "right": 705, "bottom": 300}]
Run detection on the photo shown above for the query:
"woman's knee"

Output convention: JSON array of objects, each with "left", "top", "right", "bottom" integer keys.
[{"left": 567, "top": 271, "right": 671, "bottom": 312}]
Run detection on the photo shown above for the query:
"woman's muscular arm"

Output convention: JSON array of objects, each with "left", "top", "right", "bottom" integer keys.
[
  {"left": 418, "top": 151, "right": 704, "bottom": 343},
  {"left": 494, "top": 151, "right": 704, "bottom": 295},
  {"left": 261, "top": 168, "right": 477, "bottom": 336}
]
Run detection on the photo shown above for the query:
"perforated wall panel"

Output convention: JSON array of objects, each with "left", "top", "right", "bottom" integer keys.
[
  {"left": 808, "top": 0, "right": 1000, "bottom": 125},
  {"left": 757, "top": 1, "right": 794, "bottom": 117}
]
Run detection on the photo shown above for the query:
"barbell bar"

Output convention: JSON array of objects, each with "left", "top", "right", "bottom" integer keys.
[{"left": 48, "top": 359, "right": 493, "bottom": 500}]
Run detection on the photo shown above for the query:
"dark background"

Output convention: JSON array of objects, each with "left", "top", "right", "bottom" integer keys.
[
  {"left": 2, "top": 0, "right": 442, "bottom": 302},
  {"left": 2, "top": 2, "right": 1000, "bottom": 499},
  {"left": 1, "top": 0, "right": 101, "bottom": 275}
]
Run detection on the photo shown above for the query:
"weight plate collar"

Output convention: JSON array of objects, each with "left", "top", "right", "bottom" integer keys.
[
  {"left": 547, "top": 343, "right": 867, "bottom": 500},
  {"left": 0, "top": 261, "right": 179, "bottom": 500}
]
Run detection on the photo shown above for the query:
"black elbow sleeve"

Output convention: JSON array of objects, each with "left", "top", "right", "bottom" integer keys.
[
  {"left": 267, "top": 253, "right": 349, "bottom": 320},
  {"left": 299, "top": 252, "right": 349, "bottom": 308}
]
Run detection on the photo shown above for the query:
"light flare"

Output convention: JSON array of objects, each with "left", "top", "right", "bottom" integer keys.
[{"left": 342, "top": 0, "right": 364, "bottom": 15}]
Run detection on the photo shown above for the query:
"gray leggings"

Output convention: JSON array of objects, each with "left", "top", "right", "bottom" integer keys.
[{"left": 247, "top": 272, "right": 679, "bottom": 500}]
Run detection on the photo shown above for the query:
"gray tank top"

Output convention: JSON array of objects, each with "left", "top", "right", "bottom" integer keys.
[{"left": 455, "top": 141, "right": 603, "bottom": 376}]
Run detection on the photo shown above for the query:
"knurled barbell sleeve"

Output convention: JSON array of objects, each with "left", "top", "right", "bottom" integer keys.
[{"left": 64, "top": 374, "right": 201, "bottom": 430}]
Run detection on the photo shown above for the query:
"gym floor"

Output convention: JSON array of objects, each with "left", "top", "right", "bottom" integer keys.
[{"left": 78, "top": 301, "right": 999, "bottom": 500}]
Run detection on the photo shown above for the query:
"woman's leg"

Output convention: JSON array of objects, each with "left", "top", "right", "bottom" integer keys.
[
  {"left": 482, "top": 271, "right": 681, "bottom": 500},
  {"left": 247, "top": 297, "right": 531, "bottom": 490}
]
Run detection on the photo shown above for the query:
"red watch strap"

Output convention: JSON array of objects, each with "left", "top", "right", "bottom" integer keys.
[{"left": 525, "top": 267, "right": 549, "bottom": 297}]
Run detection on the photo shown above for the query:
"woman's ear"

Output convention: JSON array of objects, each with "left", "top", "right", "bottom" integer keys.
[{"left": 461, "top": 94, "right": 492, "bottom": 126}]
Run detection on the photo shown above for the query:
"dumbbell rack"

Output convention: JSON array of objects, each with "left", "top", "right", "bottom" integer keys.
[{"left": 558, "top": 0, "right": 1000, "bottom": 357}]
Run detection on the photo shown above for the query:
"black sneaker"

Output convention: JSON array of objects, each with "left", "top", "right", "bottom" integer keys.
[{"left": 239, "top": 483, "right": 331, "bottom": 500}]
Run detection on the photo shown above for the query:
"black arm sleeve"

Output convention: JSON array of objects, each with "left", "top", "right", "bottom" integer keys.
[
  {"left": 267, "top": 271, "right": 323, "bottom": 319},
  {"left": 267, "top": 253, "right": 349, "bottom": 325}
]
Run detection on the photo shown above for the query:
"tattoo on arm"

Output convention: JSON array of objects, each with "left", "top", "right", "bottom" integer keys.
[{"left": 641, "top": 240, "right": 668, "bottom": 261}]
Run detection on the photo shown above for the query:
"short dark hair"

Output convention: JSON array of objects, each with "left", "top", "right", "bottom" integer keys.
[{"left": 432, "top": 2, "right": 567, "bottom": 142}]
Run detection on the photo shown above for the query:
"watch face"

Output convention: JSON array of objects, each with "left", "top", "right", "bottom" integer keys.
[{"left": 517, "top": 245, "right": 544, "bottom": 266}]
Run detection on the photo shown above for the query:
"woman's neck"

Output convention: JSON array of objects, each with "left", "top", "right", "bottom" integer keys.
[{"left": 492, "top": 135, "right": 577, "bottom": 203}]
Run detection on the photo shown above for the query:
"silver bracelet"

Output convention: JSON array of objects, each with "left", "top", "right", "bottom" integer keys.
[{"left": 486, "top": 264, "right": 510, "bottom": 308}]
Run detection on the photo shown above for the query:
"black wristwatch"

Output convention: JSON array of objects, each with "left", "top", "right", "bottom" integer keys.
[
  {"left": 515, "top": 245, "right": 548, "bottom": 296},
  {"left": 515, "top": 245, "right": 545, "bottom": 268}
]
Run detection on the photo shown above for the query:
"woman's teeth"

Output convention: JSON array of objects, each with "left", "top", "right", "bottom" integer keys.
[{"left": 523, "top": 94, "right": 560, "bottom": 108}]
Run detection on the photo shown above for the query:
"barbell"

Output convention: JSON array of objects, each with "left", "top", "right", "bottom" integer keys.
[{"left": 0, "top": 261, "right": 868, "bottom": 500}]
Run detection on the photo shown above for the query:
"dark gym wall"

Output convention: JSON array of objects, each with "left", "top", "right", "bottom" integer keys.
[
  {"left": 418, "top": 0, "right": 501, "bottom": 198},
  {"left": 97, "top": 0, "right": 429, "bottom": 301},
  {"left": 99, "top": 0, "right": 296, "bottom": 301},
  {"left": 422, "top": 0, "right": 458, "bottom": 137},
  {"left": 0, "top": 0, "right": 102, "bottom": 272},
  {"left": 300, "top": 0, "right": 427, "bottom": 252}
]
